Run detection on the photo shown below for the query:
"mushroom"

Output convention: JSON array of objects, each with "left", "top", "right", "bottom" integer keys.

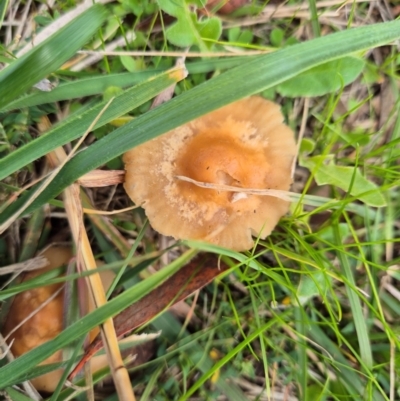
[
  {"left": 123, "top": 96, "right": 296, "bottom": 251},
  {"left": 2, "top": 245, "right": 115, "bottom": 392}
]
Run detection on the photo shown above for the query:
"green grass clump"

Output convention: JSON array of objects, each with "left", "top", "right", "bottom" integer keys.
[{"left": 0, "top": 1, "right": 400, "bottom": 400}]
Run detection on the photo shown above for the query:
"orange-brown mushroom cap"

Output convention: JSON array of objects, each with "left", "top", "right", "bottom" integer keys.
[
  {"left": 123, "top": 96, "right": 296, "bottom": 251},
  {"left": 2, "top": 246, "right": 115, "bottom": 393}
]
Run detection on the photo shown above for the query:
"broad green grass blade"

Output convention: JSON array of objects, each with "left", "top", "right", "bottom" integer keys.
[
  {"left": 0, "top": 249, "right": 197, "bottom": 388},
  {"left": 0, "top": 0, "right": 9, "bottom": 29},
  {"left": 5, "top": 387, "right": 34, "bottom": 401},
  {"left": 3, "top": 71, "right": 161, "bottom": 111},
  {"left": 1, "top": 21, "right": 400, "bottom": 222},
  {"left": 3, "top": 58, "right": 252, "bottom": 110},
  {"left": 0, "top": 67, "right": 186, "bottom": 181},
  {"left": 332, "top": 223, "right": 373, "bottom": 368},
  {"left": 0, "top": 4, "right": 108, "bottom": 110}
]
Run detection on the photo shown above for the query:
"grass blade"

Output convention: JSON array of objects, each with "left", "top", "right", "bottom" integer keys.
[
  {"left": 0, "top": 4, "right": 108, "bottom": 110},
  {"left": 332, "top": 223, "right": 373, "bottom": 368},
  {"left": 3, "top": 58, "right": 251, "bottom": 110},
  {"left": 1, "top": 21, "right": 400, "bottom": 222},
  {"left": 0, "top": 250, "right": 197, "bottom": 388},
  {"left": 0, "top": 0, "right": 9, "bottom": 30},
  {"left": 0, "top": 67, "right": 186, "bottom": 181}
]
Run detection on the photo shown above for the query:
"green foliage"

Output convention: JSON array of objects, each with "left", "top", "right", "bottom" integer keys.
[
  {"left": 0, "top": 250, "right": 197, "bottom": 388},
  {"left": 0, "top": 4, "right": 109, "bottom": 109},
  {"left": 0, "top": 69, "right": 183, "bottom": 181},
  {"left": 301, "top": 155, "right": 387, "bottom": 207},
  {"left": 277, "top": 56, "right": 365, "bottom": 97},
  {"left": 5, "top": 387, "right": 34, "bottom": 401},
  {"left": 0, "top": 0, "right": 8, "bottom": 29},
  {"left": 1, "top": 21, "right": 399, "bottom": 223},
  {"left": 1, "top": 1, "right": 400, "bottom": 399},
  {"left": 157, "top": 0, "right": 222, "bottom": 50},
  {"left": 270, "top": 27, "right": 285, "bottom": 47},
  {"left": 228, "top": 27, "right": 254, "bottom": 44},
  {"left": 294, "top": 269, "right": 331, "bottom": 306}
]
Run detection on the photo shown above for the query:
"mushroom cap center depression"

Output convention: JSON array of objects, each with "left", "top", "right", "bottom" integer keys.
[{"left": 175, "top": 131, "right": 270, "bottom": 207}]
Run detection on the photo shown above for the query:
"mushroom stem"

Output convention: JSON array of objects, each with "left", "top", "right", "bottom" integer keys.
[{"left": 174, "top": 175, "right": 293, "bottom": 202}]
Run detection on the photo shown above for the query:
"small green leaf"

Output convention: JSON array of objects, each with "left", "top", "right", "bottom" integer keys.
[
  {"left": 295, "top": 269, "right": 330, "bottom": 305},
  {"left": 301, "top": 155, "right": 386, "bottom": 207},
  {"left": 228, "top": 27, "right": 240, "bottom": 42},
  {"left": 103, "top": 86, "right": 124, "bottom": 101},
  {"left": 159, "top": 0, "right": 220, "bottom": 50},
  {"left": 157, "top": 0, "right": 183, "bottom": 17},
  {"left": 166, "top": 18, "right": 198, "bottom": 47},
  {"left": 318, "top": 222, "right": 350, "bottom": 243},
  {"left": 195, "top": 16, "right": 222, "bottom": 43},
  {"left": 299, "top": 138, "right": 316, "bottom": 154},
  {"left": 270, "top": 28, "right": 284, "bottom": 47},
  {"left": 277, "top": 56, "right": 365, "bottom": 97},
  {"left": 120, "top": 55, "right": 137, "bottom": 72},
  {"left": 237, "top": 29, "right": 253, "bottom": 45}
]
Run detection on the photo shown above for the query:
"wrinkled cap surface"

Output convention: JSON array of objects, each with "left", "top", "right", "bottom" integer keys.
[{"left": 123, "top": 96, "right": 296, "bottom": 251}]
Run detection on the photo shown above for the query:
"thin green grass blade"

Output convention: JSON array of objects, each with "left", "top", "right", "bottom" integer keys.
[
  {"left": 2, "top": 71, "right": 161, "bottom": 111},
  {"left": 0, "top": 0, "right": 9, "bottom": 29},
  {"left": 5, "top": 387, "right": 35, "bottom": 401},
  {"left": 0, "top": 249, "right": 197, "bottom": 388},
  {"left": 309, "top": 320, "right": 386, "bottom": 400},
  {"left": 0, "top": 67, "right": 186, "bottom": 181},
  {"left": 3, "top": 58, "right": 253, "bottom": 110},
  {"left": 308, "top": 0, "right": 321, "bottom": 37},
  {"left": 177, "top": 313, "right": 288, "bottom": 401},
  {"left": 152, "top": 314, "right": 249, "bottom": 401},
  {"left": 0, "top": 4, "right": 108, "bottom": 110},
  {"left": 332, "top": 223, "right": 373, "bottom": 368},
  {"left": 1, "top": 21, "right": 400, "bottom": 223}
]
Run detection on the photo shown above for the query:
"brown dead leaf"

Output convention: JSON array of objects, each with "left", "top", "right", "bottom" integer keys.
[{"left": 69, "top": 253, "right": 227, "bottom": 379}]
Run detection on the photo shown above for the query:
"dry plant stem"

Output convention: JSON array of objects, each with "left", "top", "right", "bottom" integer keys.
[
  {"left": 0, "top": 256, "right": 48, "bottom": 275},
  {"left": 174, "top": 175, "right": 293, "bottom": 201},
  {"left": 69, "top": 31, "right": 135, "bottom": 72},
  {"left": 0, "top": 333, "right": 13, "bottom": 360},
  {"left": 83, "top": 205, "right": 138, "bottom": 215},
  {"left": 64, "top": 187, "right": 135, "bottom": 401},
  {"left": 0, "top": 175, "right": 47, "bottom": 214},
  {"left": 41, "top": 104, "right": 135, "bottom": 400},
  {"left": 77, "top": 169, "right": 125, "bottom": 187},
  {"left": 223, "top": 0, "right": 375, "bottom": 29},
  {"left": 390, "top": 338, "right": 395, "bottom": 401},
  {"left": 13, "top": 0, "right": 32, "bottom": 47},
  {"left": 77, "top": 49, "right": 270, "bottom": 57},
  {"left": 151, "top": 48, "right": 188, "bottom": 109},
  {"left": 291, "top": 97, "right": 309, "bottom": 178},
  {"left": 14, "top": 0, "right": 113, "bottom": 56}
]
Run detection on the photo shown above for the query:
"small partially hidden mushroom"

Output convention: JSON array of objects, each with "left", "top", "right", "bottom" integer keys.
[
  {"left": 123, "top": 96, "right": 296, "bottom": 251},
  {"left": 3, "top": 246, "right": 115, "bottom": 392}
]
